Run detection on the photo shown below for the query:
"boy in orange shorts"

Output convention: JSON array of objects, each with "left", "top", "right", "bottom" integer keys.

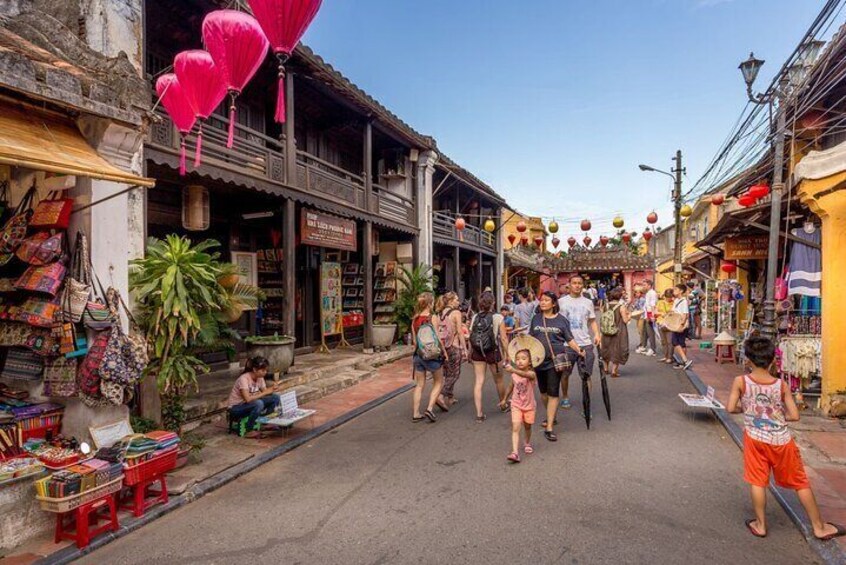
[
  {"left": 504, "top": 349, "right": 536, "bottom": 463},
  {"left": 727, "top": 336, "right": 845, "bottom": 540}
]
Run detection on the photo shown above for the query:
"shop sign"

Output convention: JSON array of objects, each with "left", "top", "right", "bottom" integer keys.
[
  {"left": 301, "top": 209, "right": 357, "bottom": 251},
  {"left": 725, "top": 235, "right": 769, "bottom": 260}
]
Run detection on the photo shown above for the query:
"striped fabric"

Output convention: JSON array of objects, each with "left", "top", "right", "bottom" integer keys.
[{"left": 787, "top": 227, "right": 821, "bottom": 297}]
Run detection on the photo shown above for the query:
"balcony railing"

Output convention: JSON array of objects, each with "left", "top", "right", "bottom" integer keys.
[
  {"left": 433, "top": 211, "right": 496, "bottom": 252},
  {"left": 295, "top": 151, "right": 365, "bottom": 209},
  {"left": 374, "top": 186, "right": 415, "bottom": 225}
]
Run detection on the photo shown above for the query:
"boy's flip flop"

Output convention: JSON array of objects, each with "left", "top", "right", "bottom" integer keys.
[
  {"left": 745, "top": 519, "right": 767, "bottom": 538},
  {"left": 817, "top": 523, "right": 846, "bottom": 541}
]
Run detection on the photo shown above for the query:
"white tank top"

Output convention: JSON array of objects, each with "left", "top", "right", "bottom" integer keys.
[{"left": 741, "top": 375, "right": 791, "bottom": 446}]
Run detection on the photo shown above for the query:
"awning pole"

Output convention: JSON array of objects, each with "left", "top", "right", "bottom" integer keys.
[{"left": 71, "top": 184, "right": 143, "bottom": 214}]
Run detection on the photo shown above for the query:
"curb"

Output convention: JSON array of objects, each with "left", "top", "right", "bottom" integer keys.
[
  {"left": 37, "top": 382, "right": 415, "bottom": 565},
  {"left": 683, "top": 368, "right": 846, "bottom": 565}
]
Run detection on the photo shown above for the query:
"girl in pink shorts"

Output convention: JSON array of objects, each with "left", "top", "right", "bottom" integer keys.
[{"left": 504, "top": 349, "right": 537, "bottom": 463}]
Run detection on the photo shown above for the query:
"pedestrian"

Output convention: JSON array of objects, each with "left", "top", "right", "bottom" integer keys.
[
  {"left": 597, "top": 283, "right": 607, "bottom": 309},
  {"left": 503, "top": 291, "right": 516, "bottom": 313},
  {"left": 641, "top": 280, "right": 658, "bottom": 357},
  {"left": 504, "top": 348, "right": 538, "bottom": 463},
  {"left": 631, "top": 289, "right": 648, "bottom": 354},
  {"left": 501, "top": 305, "right": 516, "bottom": 337},
  {"left": 670, "top": 283, "right": 693, "bottom": 369},
  {"left": 687, "top": 280, "right": 703, "bottom": 340},
  {"left": 435, "top": 292, "right": 466, "bottom": 411},
  {"left": 411, "top": 292, "right": 447, "bottom": 423},
  {"left": 727, "top": 336, "right": 846, "bottom": 541},
  {"left": 530, "top": 291, "right": 584, "bottom": 441},
  {"left": 469, "top": 291, "right": 509, "bottom": 422},
  {"left": 600, "top": 287, "right": 631, "bottom": 377},
  {"left": 227, "top": 356, "right": 282, "bottom": 437},
  {"left": 558, "top": 282, "right": 568, "bottom": 298},
  {"left": 557, "top": 275, "right": 601, "bottom": 409},
  {"left": 513, "top": 288, "right": 536, "bottom": 335},
  {"left": 656, "top": 288, "right": 675, "bottom": 363}
]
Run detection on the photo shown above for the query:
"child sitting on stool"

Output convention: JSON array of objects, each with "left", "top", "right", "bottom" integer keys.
[{"left": 227, "top": 356, "right": 281, "bottom": 437}]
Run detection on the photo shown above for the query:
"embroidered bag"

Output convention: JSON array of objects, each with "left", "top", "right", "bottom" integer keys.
[
  {"left": 15, "top": 261, "right": 66, "bottom": 296},
  {"left": 43, "top": 357, "right": 79, "bottom": 398},
  {"left": 16, "top": 231, "right": 64, "bottom": 266},
  {"left": 55, "top": 322, "right": 76, "bottom": 355},
  {"left": 77, "top": 330, "right": 109, "bottom": 396},
  {"left": 0, "top": 347, "right": 44, "bottom": 381},
  {"left": 61, "top": 232, "right": 91, "bottom": 323},
  {"left": 82, "top": 265, "right": 114, "bottom": 330},
  {"left": 0, "top": 186, "right": 36, "bottom": 265},
  {"left": 99, "top": 288, "right": 148, "bottom": 387},
  {"left": 14, "top": 295, "right": 60, "bottom": 328},
  {"left": 30, "top": 191, "right": 74, "bottom": 230},
  {"left": 0, "top": 180, "right": 9, "bottom": 224}
]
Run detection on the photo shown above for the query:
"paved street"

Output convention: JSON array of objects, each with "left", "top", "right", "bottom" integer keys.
[{"left": 80, "top": 344, "right": 817, "bottom": 565}]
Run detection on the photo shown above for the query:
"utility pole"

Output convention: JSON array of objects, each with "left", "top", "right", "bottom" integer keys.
[{"left": 672, "top": 150, "right": 685, "bottom": 285}]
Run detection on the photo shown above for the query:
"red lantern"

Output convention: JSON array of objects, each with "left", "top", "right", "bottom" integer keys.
[
  {"left": 247, "top": 0, "right": 323, "bottom": 123},
  {"left": 738, "top": 194, "right": 757, "bottom": 207},
  {"left": 711, "top": 194, "right": 725, "bottom": 206},
  {"left": 643, "top": 230, "right": 653, "bottom": 241},
  {"left": 455, "top": 217, "right": 466, "bottom": 231},
  {"left": 721, "top": 261, "right": 738, "bottom": 274},
  {"left": 534, "top": 235, "right": 544, "bottom": 247},
  {"left": 203, "top": 10, "right": 270, "bottom": 148},
  {"left": 155, "top": 74, "right": 196, "bottom": 176},
  {"left": 520, "top": 234, "right": 529, "bottom": 246},
  {"left": 583, "top": 236, "right": 592, "bottom": 247},
  {"left": 600, "top": 236, "right": 609, "bottom": 247},
  {"left": 551, "top": 236, "right": 560, "bottom": 249},
  {"left": 567, "top": 237, "right": 577, "bottom": 248},
  {"left": 516, "top": 221, "right": 527, "bottom": 233},
  {"left": 507, "top": 233, "right": 516, "bottom": 246},
  {"left": 647, "top": 211, "right": 658, "bottom": 224},
  {"left": 174, "top": 50, "right": 228, "bottom": 167},
  {"left": 467, "top": 256, "right": 478, "bottom": 267},
  {"left": 748, "top": 184, "right": 770, "bottom": 199},
  {"left": 622, "top": 233, "right": 632, "bottom": 244},
  {"left": 581, "top": 219, "right": 592, "bottom": 232}
]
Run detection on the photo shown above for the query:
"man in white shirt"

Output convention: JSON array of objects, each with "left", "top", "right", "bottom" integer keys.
[
  {"left": 671, "top": 284, "right": 693, "bottom": 370},
  {"left": 638, "top": 280, "right": 659, "bottom": 357},
  {"left": 558, "top": 275, "right": 601, "bottom": 410}
]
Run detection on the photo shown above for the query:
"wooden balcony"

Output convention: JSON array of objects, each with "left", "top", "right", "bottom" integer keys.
[{"left": 433, "top": 211, "right": 497, "bottom": 253}]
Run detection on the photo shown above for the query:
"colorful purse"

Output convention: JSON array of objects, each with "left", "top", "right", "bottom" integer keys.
[
  {"left": 16, "top": 231, "right": 64, "bottom": 266},
  {"left": 99, "top": 289, "right": 148, "bottom": 387},
  {"left": 14, "top": 295, "right": 60, "bottom": 328},
  {"left": 43, "top": 357, "right": 79, "bottom": 398},
  {"left": 0, "top": 347, "right": 44, "bottom": 381},
  {"left": 77, "top": 330, "right": 109, "bottom": 397},
  {"left": 0, "top": 186, "right": 36, "bottom": 266},
  {"left": 30, "top": 191, "right": 74, "bottom": 230},
  {"left": 61, "top": 232, "right": 91, "bottom": 323},
  {"left": 15, "top": 261, "right": 66, "bottom": 296}
]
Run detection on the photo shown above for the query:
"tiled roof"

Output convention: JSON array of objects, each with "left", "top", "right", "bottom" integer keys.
[{"left": 551, "top": 245, "right": 655, "bottom": 272}]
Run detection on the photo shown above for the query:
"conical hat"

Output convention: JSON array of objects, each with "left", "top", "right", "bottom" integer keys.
[{"left": 507, "top": 335, "right": 546, "bottom": 368}]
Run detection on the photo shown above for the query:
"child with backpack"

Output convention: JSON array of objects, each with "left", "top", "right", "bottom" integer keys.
[
  {"left": 727, "top": 336, "right": 845, "bottom": 541},
  {"left": 411, "top": 292, "right": 448, "bottom": 423}
]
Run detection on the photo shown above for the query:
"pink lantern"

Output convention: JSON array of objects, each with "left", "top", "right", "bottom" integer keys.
[
  {"left": 203, "top": 10, "right": 270, "bottom": 148},
  {"left": 551, "top": 236, "right": 560, "bottom": 249},
  {"left": 174, "top": 50, "right": 228, "bottom": 168},
  {"left": 583, "top": 236, "right": 592, "bottom": 247},
  {"left": 247, "top": 0, "right": 323, "bottom": 123},
  {"left": 155, "top": 74, "right": 196, "bottom": 176}
]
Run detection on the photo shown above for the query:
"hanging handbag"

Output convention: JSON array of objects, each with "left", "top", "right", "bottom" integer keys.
[
  {"left": 77, "top": 330, "right": 109, "bottom": 397},
  {"left": 775, "top": 268, "right": 788, "bottom": 301},
  {"left": 82, "top": 263, "right": 115, "bottom": 330},
  {"left": 16, "top": 231, "right": 64, "bottom": 266},
  {"left": 0, "top": 185, "right": 36, "bottom": 266},
  {"left": 55, "top": 322, "right": 77, "bottom": 355},
  {"left": 61, "top": 232, "right": 91, "bottom": 323},
  {"left": 15, "top": 261, "right": 66, "bottom": 296},
  {"left": 542, "top": 316, "right": 572, "bottom": 374},
  {"left": 99, "top": 288, "right": 148, "bottom": 387},
  {"left": 30, "top": 191, "right": 74, "bottom": 230},
  {"left": 0, "top": 347, "right": 44, "bottom": 381},
  {"left": 0, "top": 180, "right": 10, "bottom": 225},
  {"left": 13, "top": 295, "right": 61, "bottom": 328},
  {"left": 43, "top": 357, "right": 79, "bottom": 398}
]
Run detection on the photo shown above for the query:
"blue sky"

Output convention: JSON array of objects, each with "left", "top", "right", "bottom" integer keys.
[{"left": 302, "top": 0, "right": 824, "bottom": 236}]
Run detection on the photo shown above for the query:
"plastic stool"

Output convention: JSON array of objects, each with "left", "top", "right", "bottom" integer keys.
[
  {"left": 120, "top": 475, "right": 169, "bottom": 518},
  {"left": 715, "top": 343, "right": 737, "bottom": 364},
  {"left": 54, "top": 492, "right": 118, "bottom": 549}
]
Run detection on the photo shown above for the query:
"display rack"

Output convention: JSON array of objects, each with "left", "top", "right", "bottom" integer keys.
[
  {"left": 257, "top": 248, "right": 285, "bottom": 335},
  {"left": 341, "top": 262, "right": 365, "bottom": 327},
  {"left": 373, "top": 261, "right": 398, "bottom": 325}
]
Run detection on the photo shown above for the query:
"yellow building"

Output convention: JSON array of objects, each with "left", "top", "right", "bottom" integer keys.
[{"left": 501, "top": 208, "right": 547, "bottom": 252}]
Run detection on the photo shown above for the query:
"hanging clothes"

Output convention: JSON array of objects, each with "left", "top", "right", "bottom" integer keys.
[{"left": 787, "top": 226, "right": 821, "bottom": 297}]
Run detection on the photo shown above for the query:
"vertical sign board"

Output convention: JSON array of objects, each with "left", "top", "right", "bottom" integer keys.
[{"left": 321, "top": 262, "right": 343, "bottom": 337}]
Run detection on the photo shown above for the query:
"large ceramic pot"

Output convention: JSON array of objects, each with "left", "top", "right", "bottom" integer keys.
[
  {"left": 372, "top": 324, "right": 397, "bottom": 349},
  {"left": 246, "top": 335, "right": 296, "bottom": 374}
]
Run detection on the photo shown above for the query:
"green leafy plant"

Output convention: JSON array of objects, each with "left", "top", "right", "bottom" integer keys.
[
  {"left": 245, "top": 332, "right": 295, "bottom": 345},
  {"left": 392, "top": 265, "right": 435, "bottom": 338},
  {"left": 130, "top": 415, "right": 158, "bottom": 434}
]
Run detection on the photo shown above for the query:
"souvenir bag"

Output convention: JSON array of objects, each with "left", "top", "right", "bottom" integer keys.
[
  {"left": 0, "top": 279, "right": 16, "bottom": 293},
  {"left": 0, "top": 180, "right": 10, "bottom": 224},
  {"left": 14, "top": 295, "right": 61, "bottom": 328},
  {"left": 16, "top": 231, "right": 64, "bottom": 266},
  {"left": 0, "top": 186, "right": 36, "bottom": 265},
  {"left": 42, "top": 357, "right": 79, "bottom": 398},
  {"left": 82, "top": 269, "right": 114, "bottom": 330},
  {"left": 0, "top": 347, "right": 44, "bottom": 381},
  {"left": 61, "top": 232, "right": 91, "bottom": 323},
  {"left": 30, "top": 191, "right": 74, "bottom": 230},
  {"left": 15, "top": 261, "right": 66, "bottom": 296},
  {"left": 542, "top": 316, "right": 572, "bottom": 374},
  {"left": 23, "top": 329, "right": 60, "bottom": 357},
  {"left": 775, "top": 268, "right": 788, "bottom": 301},
  {"left": 54, "top": 322, "right": 77, "bottom": 355},
  {"left": 77, "top": 330, "right": 109, "bottom": 397},
  {"left": 99, "top": 288, "right": 148, "bottom": 387}
]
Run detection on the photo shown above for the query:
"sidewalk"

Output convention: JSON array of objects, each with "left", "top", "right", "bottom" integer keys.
[
  {"left": 0, "top": 351, "right": 414, "bottom": 564},
  {"left": 685, "top": 336, "right": 846, "bottom": 557}
]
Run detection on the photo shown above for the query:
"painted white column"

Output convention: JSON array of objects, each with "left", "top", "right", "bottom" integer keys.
[{"left": 415, "top": 150, "right": 438, "bottom": 269}]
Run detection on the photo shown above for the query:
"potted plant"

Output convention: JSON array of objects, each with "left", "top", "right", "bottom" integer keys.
[
  {"left": 244, "top": 333, "right": 296, "bottom": 375},
  {"left": 390, "top": 265, "right": 435, "bottom": 347}
]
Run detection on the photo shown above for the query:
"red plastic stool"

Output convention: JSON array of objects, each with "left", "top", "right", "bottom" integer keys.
[
  {"left": 54, "top": 493, "right": 119, "bottom": 549},
  {"left": 120, "top": 474, "right": 169, "bottom": 517},
  {"left": 715, "top": 343, "right": 737, "bottom": 364}
]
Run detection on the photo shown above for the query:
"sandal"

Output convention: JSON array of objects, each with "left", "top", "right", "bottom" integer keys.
[
  {"left": 816, "top": 523, "right": 846, "bottom": 541},
  {"left": 745, "top": 519, "right": 767, "bottom": 538},
  {"left": 544, "top": 430, "right": 558, "bottom": 442},
  {"left": 424, "top": 410, "right": 437, "bottom": 423},
  {"left": 524, "top": 443, "right": 534, "bottom": 454},
  {"left": 435, "top": 399, "right": 450, "bottom": 412},
  {"left": 541, "top": 419, "right": 559, "bottom": 427},
  {"left": 499, "top": 400, "right": 511, "bottom": 413},
  {"left": 475, "top": 414, "right": 487, "bottom": 423},
  {"left": 506, "top": 452, "right": 521, "bottom": 463}
]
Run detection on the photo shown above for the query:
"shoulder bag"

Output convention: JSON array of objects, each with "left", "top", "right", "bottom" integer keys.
[
  {"left": 542, "top": 316, "right": 572, "bottom": 373},
  {"left": 98, "top": 288, "right": 148, "bottom": 387},
  {"left": 82, "top": 266, "right": 115, "bottom": 331},
  {"left": 60, "top": 232, "right": 91, "bottom": 323},
  {"left": 0, "top": 347, "right": 44, "bottom": 381},
  {"left": 15, "top": 261, "right": 66, "bottom": 296},
  {"left": 43, "top": 357, "right": 79, "bottom": 398},
  {"left": 0, "top": 185, "right": 36, "bottom": 265},
  {"left": 30, "top": 191, "right": 74, "bottom": 230},
  {"left": 16, "top": 231, "right": 64, "bottom": 266}
]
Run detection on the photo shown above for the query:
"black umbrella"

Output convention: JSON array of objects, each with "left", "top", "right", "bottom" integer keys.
[
  {"left": 581, "top": 371, "right": 591, "bottom": 430},
  {"left": 598, "top": 348, "right": 612, "bottom": 421}
]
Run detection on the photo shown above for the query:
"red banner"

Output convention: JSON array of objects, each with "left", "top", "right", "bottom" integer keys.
[{"left": 300, "top": 209, "right": 357, "bottom": 251}]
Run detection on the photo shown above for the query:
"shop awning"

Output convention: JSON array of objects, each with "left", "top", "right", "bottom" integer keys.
[{"left": 0, "top": 101, "right": 154, "bottom": 187}]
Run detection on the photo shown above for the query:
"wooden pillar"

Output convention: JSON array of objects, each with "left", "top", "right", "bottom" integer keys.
[
  {"left": 284, "top": 72, "right": 297, "bottom": 186},
  {"left": 364, "top": 121, "right": 373, "bottom": 212},
  {"left": 477, "top": 251, "right": 483, "bottom": 298},
  {"left": 363, "top": 221, "right": 374, "bottom": 348},
  {"left": 283, "top": 198, "right": 296, "bottom": 344},
  {"left": 453, "top": 246, "right": 460, "bottom": 295}
]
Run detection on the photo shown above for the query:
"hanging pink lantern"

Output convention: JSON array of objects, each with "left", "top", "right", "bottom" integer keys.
[
  {"left": 643, "top": 230, "right": 653, "bottom": 241},
  {"left": 507, "top": 234, "right": 516, "bottom": 246},
  {"left": 203, "top": 10, "right": 270, "bottom": 148},
  {"left": 174, "top": 50, "right": 228, "bottom": 168},
  {"left": 455, "top": 217, "right": 466, "bottom": 231},
  {"left": 567, "top": 237, "right": 577, "bottom": 248},
  {"left": 583, "top": 236, "right": 592, "bottom": 247},
  {"left": 155, "top": 74, "right": 196, "bottom": 176},
  {"left": 247, "top": 0, "right": 323, "bottom": 123},
  {"left": 520, "top": 234, "right": 529, "bottom": 246},
  {"left": 534, "top": 235, "right": 544, "bottom": 248},
  {"left": 551, "top": 236, "right": 560, "bottom": 249}
]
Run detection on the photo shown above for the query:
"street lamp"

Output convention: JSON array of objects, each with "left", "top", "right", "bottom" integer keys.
[{"left": 638, "top": 152, "right": 685, "bottom": 284}]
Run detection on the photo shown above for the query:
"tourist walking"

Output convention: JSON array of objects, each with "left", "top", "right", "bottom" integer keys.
[
  {"left": 669, "top": 284, "right": 693, "bottom": 370},
  {"left": 469, "top": 291, "right": 509, "bottom": 422},
  {"left": 656, "top": 289, "right": 675, "bottom": 363},
  {"left": 557, "top": 275, "right": 600, "bottom": 409},
  {"left": 600, "top": 287, "right": 631, "bottom": 377},
  {"left": 687, "top": 280, "right": 703, "bottom": 340},
  {"left": 411, "top": 292, "right": 448, "bottom": 423},
  {"left": 530, "top": 291, "right": 584, "bottom": 441},
  {"left": 513, "top": 288, "right": 536, "bottom": 335},
  {"left": 504, "top": 347, "right": 538, "bottom": 463},
  {"left": 435, "top": 292, "right": 466, "bottom": 411},
  {"left": 641, "top": 280, "right": 658, "bottom": 356}
]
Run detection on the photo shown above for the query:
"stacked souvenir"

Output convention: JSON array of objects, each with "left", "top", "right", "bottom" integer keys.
[
  {"left": 33, "top": 457, "right": 122, "bottom": 498},
  {"left": 23, "top": 436, "right": 83, "bottom": 468},
  {"left": 121, "top": 431, "right": 180, "bottom": 467},
  {"left": 0, "top": 398, "right": 64, "bottom": 457},
  {"left": 0, "top": 456, "right": 44, "bottom": 482}
]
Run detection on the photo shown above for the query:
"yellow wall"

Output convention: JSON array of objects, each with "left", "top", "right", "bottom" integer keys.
[
  {"left": 501, "top": 208, "right": 547, "bottom": 252},
  {"left": 655, "top": 259, "right": 674, "bottom": 296}
]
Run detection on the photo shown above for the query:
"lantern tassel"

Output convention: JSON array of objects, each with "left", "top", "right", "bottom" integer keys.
[
  {"left": 227, "top": 93, "right": 236, "bottom": 149},
  {"left": 275, "top": 54, "right": 289, "bottom": 124},
  {"left": 194, "top": 123, "right": 204, "bottom": 168},
  {"left": 179, "top": 136, "right": 187, "bottom": 176}
]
